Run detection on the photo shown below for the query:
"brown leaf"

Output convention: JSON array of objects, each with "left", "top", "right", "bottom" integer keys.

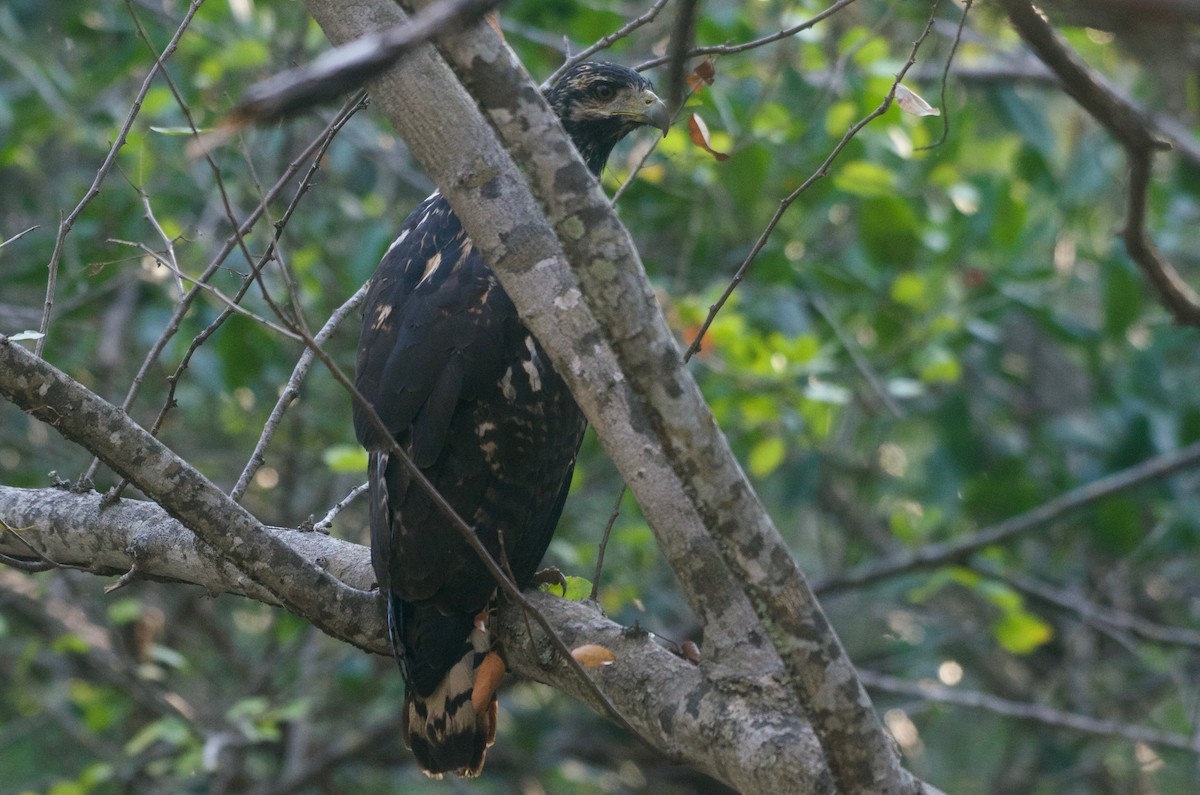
[
  {"left": 687, "top": 114, "right": 730, "bottom": 161},
  {"left": 687, "top": 59, "right": 716, "bottom": 92},
  {"left": 571, "top": 643, "right": 617, "bottom": 669}
]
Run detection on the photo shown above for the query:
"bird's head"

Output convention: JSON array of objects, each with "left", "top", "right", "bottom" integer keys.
[{"left": 545, "top": 62, "right": 670, "bottom": 175}]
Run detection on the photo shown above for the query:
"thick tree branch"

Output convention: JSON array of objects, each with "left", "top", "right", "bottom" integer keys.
[
  {"left": 381, "top": 2, "right": 931, "bottom": 791},
  {"left": 0, "top": 336, "right": 377, "bottom": 649},
  {"left": 0, "top": 485, "right": 832, "bottom": 795}
]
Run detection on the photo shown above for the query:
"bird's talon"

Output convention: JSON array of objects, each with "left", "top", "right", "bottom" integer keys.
[{"left": 532, "top": 566, "right": 568, "bottom": 596}]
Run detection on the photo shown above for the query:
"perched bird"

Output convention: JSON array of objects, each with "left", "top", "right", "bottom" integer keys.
[{"left": 353, "top": 62, "right": 669, "bottom": 778}]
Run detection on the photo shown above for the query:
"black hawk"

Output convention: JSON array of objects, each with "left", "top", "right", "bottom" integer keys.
[{"left": 353, "top": 62, "right": 669, "bottom": 778}]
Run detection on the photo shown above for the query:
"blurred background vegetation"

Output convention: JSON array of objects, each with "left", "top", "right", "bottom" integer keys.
[{"left": 2, "top": 0, "right": 1199, "bottom": 793}]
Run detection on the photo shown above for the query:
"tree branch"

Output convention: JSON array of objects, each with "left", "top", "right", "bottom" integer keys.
[
  {"left": 0, "top": 336, "right": 377, "bottom": 649},
  {"left": 860, "top": 669, "right": 1200, "bottom": 753},
  {"left": 0, "top": 485, "right": 833, "bottom": 795},
  {"left": 300, "top": 0, "right": 945, "bottom": 790},
  {"left": 998, "top": 0, "right": 1200, "bottom": 327},
  {"left": 814, "top": 440, "right": 1200, "bottom": 595}
]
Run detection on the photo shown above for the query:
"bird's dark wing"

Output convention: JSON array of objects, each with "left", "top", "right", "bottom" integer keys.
[
  {"left": 353, "top": 194, "right": 506, "bottom": 464},
  {"left": 353, "top": 60, "right": 663, "bottom": 780}
]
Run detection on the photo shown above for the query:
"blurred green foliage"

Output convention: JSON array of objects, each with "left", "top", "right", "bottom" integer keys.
[{"left": 2, "top": 1, "right": 1200, "bottom": 793}]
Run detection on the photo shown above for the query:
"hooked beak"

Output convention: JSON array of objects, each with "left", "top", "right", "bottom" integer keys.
[
  {"left": 639, "top": 91, "right": 672, "bottom": 135},
  {"left": 616, "top": 89, "right": 670, "bottom": 135}
]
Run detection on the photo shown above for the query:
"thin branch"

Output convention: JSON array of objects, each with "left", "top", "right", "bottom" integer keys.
[
  {"left": 106, "top": 238, "right": 304, "bottom": 341},
  {"left": 312, "top": 482, "right": 369, "bottom": 533},
  {"left": 998, "top": 0, "right": 1200, "bottom": 327},
  {"left": 231, "top": 0, "right": 500, "bottom": 125},
  {"left": 35, "top": 0, "right": 203, "bottom": 357},
  {"left": 134, "top": 179, "right": 185, "bottom": 295},
  {"left": 915, "top": 0, "right": 973, "bottom": 152},
  {"left": 0, "top": 225, "right": 39, "bottom": 250},
  {"left": 589, "top": 484, "right": 626, "bottom": 601},
  {"left": 815, "top": 440, "right": 1200, "bottom": 595},
  {"left": 232, "top": 280, "right": 370, "bottom": 501},
  {"left": 636, "top": 0, "right": 861, "bottom": 71},
  {"left": 683, "top": 4, "right": 940, "bottom": 361},
  {"left": 860, "top": 669, "right": 1200, "bottom": 754},
  {"left": 809, "top": 295, "right": 903, "bottom": 418},
  {"left": 547, "top": 0, "right": 672, "bottom": 86},
  {"left": 971, "top": 561, "right": 1200, "bottom": 651},
  {"left": 86, "top": 90, "right": 368, "bottom": 486}
]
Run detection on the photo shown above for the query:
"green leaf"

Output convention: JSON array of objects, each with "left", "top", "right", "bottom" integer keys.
[
  {"left": 322, "top": 444, "right": 368, "bottom": 474},
  {"left": 540, "top": 575, "right": 592, "bottom": 601},
  {"left": 918, "top": 348, "right": 962, "bottom": 385},
  {"left": 833, "top": 160, "right": 896, "bottom": 198},
  {"left": 992, "top": 609, "right": 1054, "bottom": 655},
  {"left": 890, "top": 271, "right": 928, "bottom": 309},
  {"left": 107, "top": 598, "right": 143, "bottom": 625},
  {"left": 748, "top": 436, "right": 787, "bottom": 477},
  {"left": 124, "top": 717, "right": 191, "bottom": 756}
]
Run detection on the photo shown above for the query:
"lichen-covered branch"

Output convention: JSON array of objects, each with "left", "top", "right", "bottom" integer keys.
[
  {"left": 333, "top": 1, "right": 921, "bottom": 792},
  {"left": 0, "top": 485, "right": 832, "bottom": 794},
  {"left": 0, "top": 336, "right": 377, "bottom": 649}
]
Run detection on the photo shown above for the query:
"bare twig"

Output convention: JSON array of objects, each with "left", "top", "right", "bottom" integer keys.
[
  {"left": 915, "top": 0, "right": 973, "bottom": 151},
  {"left": 998, "top": 0, "right": 1200, "bottom": 327},
  {"left": 809, "top": 296, "right": 903, "bottom": 417},
  {"left": 232, "top": 280, "right": 370, "bottom": 501},
  {"left": 0, "top": 226, "right": 39, "bottom": 250},
  {"left": 971, "top": 562, "right": 1200, "bottom": 651},
  {"left": 683, "top": 5, "right": 941, "bottom": 361},
  {"left": 106, "top": 239, "right": 304, "bottom": 341},
  {"left": 312, "top": 482, "right": 369, "bottom": 533},
  {"left": 546, "top": 0, "right": 672, "bottom": 87},
  {"left": 637, "top": 0, "right": 861, "bottom": 71},
  {"left": 35, "top": 0, "right": 203, "bottom": 357},
  {"left": 860, "top": 669, "right": 1200, "bottom": 753},
  {"left": 589, "top": 485, "right": 627, "bottom": 601},
  {"left": 815, "top": 440, "right": 1200, "bottom": 595},
  {"left": 231, "top": 0, "right": 499, "bottom": 125},
  {"left": 96, "top": 100, "right": 360, "bottom": 465}
]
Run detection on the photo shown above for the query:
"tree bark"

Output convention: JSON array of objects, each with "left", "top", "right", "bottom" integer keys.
[
  {"left": 304, "top": 1, "right": 927, "bottom": 792},
  {"left": 0, "top": 484, "right": 831, "bottom": 794}
]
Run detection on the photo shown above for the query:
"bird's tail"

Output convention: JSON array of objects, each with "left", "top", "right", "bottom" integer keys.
[{"left": 389, "top": 595, "right": 505, "bottom": 778}]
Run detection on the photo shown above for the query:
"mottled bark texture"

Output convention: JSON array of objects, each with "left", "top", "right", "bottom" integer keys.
[
  {"left": 0, "top": 485, "right": 829, "bottom": 794},
  {"left": 304, "top": 1, "right": 928, "bottom": 793},
  {"left": 0, "top": 337, "right": 377, "bottom": 650},
  {"left": 0, "top": 1, "right": 951, "bottom": 789}
]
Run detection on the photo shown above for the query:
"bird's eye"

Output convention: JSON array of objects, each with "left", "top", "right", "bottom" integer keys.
[{"left": 594, "top": 84, "right": 615, "bottom": 101}]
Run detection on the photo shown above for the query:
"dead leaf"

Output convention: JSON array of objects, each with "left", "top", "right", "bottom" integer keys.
[
  {"left": 571, "top": 643, "right": 617, "bottom": 669},
  {"left": 895, "top": 84, "right": 940, "bottom": 117},
  {"left": 687, "top": 114, "right": 730, "bottom": 161},
  {"left": 687, "top": 59, "right": 716, "bottom": 93}
]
